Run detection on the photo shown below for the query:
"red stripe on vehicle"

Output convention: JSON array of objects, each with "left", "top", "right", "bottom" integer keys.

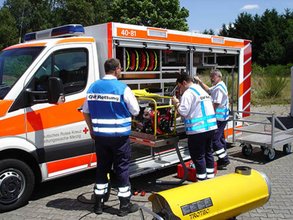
[
  {"left": 107, "top": 23, "right": 113, "bottom": 58},
  {"left": 47, "top": 153, "right": 93, "bottom": 174}
]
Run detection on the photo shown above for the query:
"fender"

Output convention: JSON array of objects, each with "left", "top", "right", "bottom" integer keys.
[
  {"left": 0, "top": 136, "right": 48, "bottom": 181},
  {"left": 0, "top": 136, "right": 37, "bottom": 153}
]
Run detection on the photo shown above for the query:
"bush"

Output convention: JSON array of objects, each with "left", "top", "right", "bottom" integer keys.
[
  {"left": 265, "top": 64, "right": 292, "bottom": 76},
  {"left": 260, "top": 75, "right": 288, "bottom": 98},
  {"left": 251, "top": 64, "right": 291, "bottom": 105}
]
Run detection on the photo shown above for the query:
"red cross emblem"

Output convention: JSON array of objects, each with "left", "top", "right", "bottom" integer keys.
[{"left": 83, "top": 127, "right": 89, "bottom": 134}]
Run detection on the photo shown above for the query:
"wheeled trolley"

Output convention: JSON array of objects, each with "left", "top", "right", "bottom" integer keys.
[{"left": 232, "top": 110, "right": 293, "bottom": 161}]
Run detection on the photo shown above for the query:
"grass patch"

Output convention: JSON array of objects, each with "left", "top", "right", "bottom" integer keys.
[
  {"left": 251, "top": 75, "right": 291, "bottom": 105},
  {"left": 196, "top": 71, "right": 291, "bottom": 106}
]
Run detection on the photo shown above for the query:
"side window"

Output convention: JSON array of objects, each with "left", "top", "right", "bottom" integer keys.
[{"left": 34, "top": 48, "right": 88, "bottom": 95}]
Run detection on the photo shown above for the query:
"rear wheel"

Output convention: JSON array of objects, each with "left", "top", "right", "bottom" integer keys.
[
  {"left": 0, "top": 159, "right": 35, "bottom": 212},
  {"left": 264, "top": 148, "right": 276, "bottom": 161},
  {"left": 283, "top": 144, "right": 291, "bottom": 155}
]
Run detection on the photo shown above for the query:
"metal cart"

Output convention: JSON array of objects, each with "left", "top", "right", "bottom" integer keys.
[{"left": 232, "top": 110, "right": 293, "bottom": 161}]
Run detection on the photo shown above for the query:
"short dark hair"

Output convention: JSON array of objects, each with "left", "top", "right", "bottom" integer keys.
[
  {"left": 104, "top": 58, "right": 120, "bottom": 73},
  {"left": 176, "top": 73, "right": 193, "bottom": 84}
]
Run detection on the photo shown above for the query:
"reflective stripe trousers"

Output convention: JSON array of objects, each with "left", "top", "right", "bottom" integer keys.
[
  {"left": 188, "top": 130, "right": 215, "bottom": 181},
  {"left": 95, "top": 136, "right": 131, "bottom": 187},
  {"left": 212, "top": 120, "right": 229, "bottom": 163}
]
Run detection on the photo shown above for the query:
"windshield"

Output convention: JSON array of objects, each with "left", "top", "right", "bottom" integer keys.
[{"left": 0, "top": 46, "right": 44, "bottom": 99}]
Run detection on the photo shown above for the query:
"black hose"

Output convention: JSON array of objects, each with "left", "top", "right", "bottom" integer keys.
[{"left": 155, "top": 143, "right": 188, "bottom": 185}]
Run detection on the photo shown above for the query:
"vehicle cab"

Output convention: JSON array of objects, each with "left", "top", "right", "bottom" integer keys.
[{"left": 0, "top": 24, "right": 99, "bottom": 212}]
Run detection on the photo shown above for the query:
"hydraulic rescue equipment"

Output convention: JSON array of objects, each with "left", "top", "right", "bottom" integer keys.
[
  {"left": 131, "top": 89, "right": 177, "bottom": 140},
  {"left": 142, "top": 166, "right": 271, "bottom": 220}
]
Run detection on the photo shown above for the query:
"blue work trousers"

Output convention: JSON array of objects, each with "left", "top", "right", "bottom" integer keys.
[
  {"left": 213, "top": 120, "right": 228, "bottom": 151},
  {"left": 94, "top": 136, "right": 131, "bottom": 187},
  {"left": 188, "top": 130, "right": 215, "bottom": 179}
]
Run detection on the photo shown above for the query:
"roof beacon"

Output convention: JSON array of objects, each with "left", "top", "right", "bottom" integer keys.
[{"left": 24, "top": 24, "right": 85, "bottom": 42}]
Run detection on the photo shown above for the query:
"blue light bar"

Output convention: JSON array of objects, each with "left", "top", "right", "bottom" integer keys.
[
  {"left": 24, "top": 32, "right": 37, "bottom": 42},
  {"left": 51, "top": 24, "right": 85, "bottom": 37},
  {"left": 24, "top": 24, "right": 85, "bottom": 42}
]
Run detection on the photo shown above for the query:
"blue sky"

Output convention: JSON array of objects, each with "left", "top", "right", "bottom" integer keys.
[
  {"left": 180, "top": 0, "right": 293, "bottom": 33},
  {"left": 0, "top": 0, "right": 292, "bottom": 34}
]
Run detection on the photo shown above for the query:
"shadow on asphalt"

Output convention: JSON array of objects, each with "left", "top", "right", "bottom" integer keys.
[
  {"left": 34, "top": 147, "right": 291, "bottom": 215},
  {"left": 32, "top": 169, "right": 96, "bottom": 200},
  {"left": 31, "top": 165, "right": 183, "bottom": 215}
]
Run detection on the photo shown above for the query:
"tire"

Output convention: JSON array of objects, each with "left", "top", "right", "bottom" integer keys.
[
  {"left": 283, "top": 144, "right": 291, "bottom": 155},
  {"left": 0, "top": 159, "right": 35, "bottom": 212},
  {"left": 241, "top": 143, "right": 253, "bottom": 156},
  {"left": 264, "top": 148, "right": 276, "bottom": 161}
]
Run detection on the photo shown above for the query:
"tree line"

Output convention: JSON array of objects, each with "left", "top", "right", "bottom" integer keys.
[{"left": 0, "top": 0, "right": 292, "bottom": 66}]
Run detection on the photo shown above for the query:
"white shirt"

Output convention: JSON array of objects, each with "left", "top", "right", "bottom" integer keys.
[
  {"left": 210, "top": 81, "right": 229, "bottom": 107},
  {"left": 210, "top": 81, "right": 229, "bottom": 121},
  {"left": 82, "top": 75, "right": 140, "bottom": 116},
  {"left": 178, "top": 84, "right": 212, "bottom": 118},
  {"left": 178, "top": 84, "right": 217, "bottom": 134}
]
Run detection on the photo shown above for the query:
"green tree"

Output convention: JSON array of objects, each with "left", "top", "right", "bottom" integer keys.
[
  {"left": 203, "top": 29, "right": 215, "bottom": 35},
  {"left": 54, "top": 0, "right": 95, "bottom": 26},
  {"left": 282, "top": 9, "right": 293, "bottom": 63},
  {"left": 220, "top": 8, "right": 293, "bottom": 66},
  {"left": 3, "top": 0, "right": 32, "bottom": 41},
  {"left": 258, "top": 38, "right": 285, "bottom": 65},
  {"left": 109, "top": 0, "right": 189, "bottom": 31},
  {"left": 0, "top": 7, "right": 18, "bottom": 48},
  {"left": 91, "top": 0, "right": 113, "bottom": 24}
]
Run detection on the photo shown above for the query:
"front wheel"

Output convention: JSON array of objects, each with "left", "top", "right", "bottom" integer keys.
[
  {"left": 0, "top": 159, "right": 35, "bottom": 212},
  {"left": 241, "top": 143, "right": 253, "bottom": 156}
]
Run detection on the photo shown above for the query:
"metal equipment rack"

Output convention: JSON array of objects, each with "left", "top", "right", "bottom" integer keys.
[{"left": 232, "top": 110, "right": 293, "bottom": 161}]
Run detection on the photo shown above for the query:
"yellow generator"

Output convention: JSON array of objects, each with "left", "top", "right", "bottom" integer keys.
[{"left": 144, "top": 166, "right": 271, "bottom": 220}]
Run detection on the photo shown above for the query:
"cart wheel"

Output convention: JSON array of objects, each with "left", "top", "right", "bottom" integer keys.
[
  {"left": 283, "top": 144, "right": 291, "bottom": 155},
  {"left": 241, "top": 144, "right": 253, "bottom": 156},
  {"left": 260, "top": 145, "right": 266, "bottom": 152},
  {"left": 264, "top": 148, "right": 276, "bottom": 161}
]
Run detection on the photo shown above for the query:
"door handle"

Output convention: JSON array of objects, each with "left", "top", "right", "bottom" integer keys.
[{"left": 77, "top": 106, "right": 83, "bottom": 112}]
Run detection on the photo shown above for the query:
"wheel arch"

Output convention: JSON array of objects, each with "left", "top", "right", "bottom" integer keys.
[{"left": 0, "top": 147, "right": 41, "bottom": 184}]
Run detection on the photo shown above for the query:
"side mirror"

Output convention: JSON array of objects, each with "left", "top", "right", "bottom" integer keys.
[{"left": 48, "top": 77, "right": 65, "bottom": 104}]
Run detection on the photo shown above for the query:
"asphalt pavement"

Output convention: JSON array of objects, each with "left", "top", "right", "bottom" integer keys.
[{"left": 1, "top": 142, "right": 293, "bottom": 220}]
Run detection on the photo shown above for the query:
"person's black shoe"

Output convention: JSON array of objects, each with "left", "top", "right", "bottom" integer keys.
[
  {"left": 217, "top": 159, "right": 230, "bottom": 170},
  {"left": 118, "top": 200, "right": 139, "bottom": 217},
  {"left": 94, "top": 195, "right": 104, "bottom": 215},
  {"left": 117, "top": 197, "right": 139, "bottom": 217}
]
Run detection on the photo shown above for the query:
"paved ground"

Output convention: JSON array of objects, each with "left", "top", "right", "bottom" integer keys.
[{"left": 1, "top": 104, "right": 292, "bottom": 220}]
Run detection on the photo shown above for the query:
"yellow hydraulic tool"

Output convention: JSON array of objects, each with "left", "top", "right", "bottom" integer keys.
[{"left": 147, "top": 166, "right": 271, "bottom": 220}]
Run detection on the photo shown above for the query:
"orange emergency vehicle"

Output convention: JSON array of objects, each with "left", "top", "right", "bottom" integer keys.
[{"left": 0, "top": 22, "right": 252, "bottom": 211}]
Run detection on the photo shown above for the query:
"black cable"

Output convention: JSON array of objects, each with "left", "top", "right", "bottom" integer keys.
[{"left": 155, "top": 143, "right": 188, "bottom": 185}]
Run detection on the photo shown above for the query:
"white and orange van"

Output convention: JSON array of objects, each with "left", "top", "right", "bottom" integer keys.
[{"left": 0, "top": 22, "right": 252, "bottom": 211}]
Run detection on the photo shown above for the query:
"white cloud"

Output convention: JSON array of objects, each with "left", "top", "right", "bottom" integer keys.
[{"left": 240, "top": 4, "right": 259, "bottom": 11}]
